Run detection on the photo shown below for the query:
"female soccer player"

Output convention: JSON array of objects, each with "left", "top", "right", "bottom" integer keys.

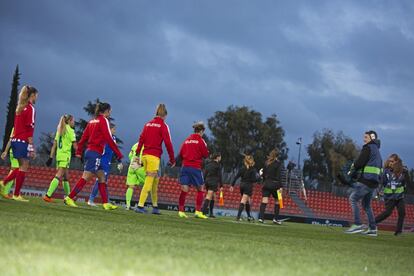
[
  {"left": 0, "top": 85, "right": 38, "bottom": 202},
  {"left": 87, "top": 124, "right": 118, "bottom": 207},
  {"left": 258, "top": 149, "right": 283, "bottom": 224},
  {"left": 64, "top": 102, "right": 123, "bottom": 210},
  {"left": 177, "top": 122, "right": 209, "bottom": 219},
  {"left": 43, "top": 114, "right": 77, "bottom": 202},
  {"left": 125, "top": 143, "right": 146, "bottom": 210},
  {"left": 375, "top": 154, "right": 412, "bottom": 236},
  {"left": 230, "top": 154, "right": 258, "bottom": 221},
  {"left": 134, "top": 104, "right": 175, "bottom": 214},
  {"left": 0, "top": 128, "right": 19, "bottom": 199},
  {"left": 201, "top": 152, "right": 223, "bottom": 218}
]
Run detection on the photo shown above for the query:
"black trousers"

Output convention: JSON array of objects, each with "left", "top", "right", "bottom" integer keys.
[{"left": 375, "top": 198, "right": 405, "bottom": 233}]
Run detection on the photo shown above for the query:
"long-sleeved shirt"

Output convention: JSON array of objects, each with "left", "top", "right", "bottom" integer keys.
[
  {"left": 179, "top": 133, "right": 209, "bottom": 169},
  {"left": 232, "top": 166, "right": 258, "bottom": 186},
  {"left": 76, "top": 115, "right": 123, "bottom": 160},
  {"left": 13, "top": 103, "right": 35, "bottom": 142},
  {"left": 136, "top": 116, "right": 175, "bottom": 163},
  {"left": 353, "top": 140, "right": 381, "bottom": 187},
  {"left": 263, "top": 160, "right": 283, "bottom": 186},
  {"left": 204, "top": 160, "right": 222, "bottom": 187}
]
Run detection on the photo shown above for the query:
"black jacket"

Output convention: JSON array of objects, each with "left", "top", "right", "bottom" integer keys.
[
  {"left": 204, "top": 160, "right": 222, "bottom": 187},
  {"left": 353, "top": 140, "right": 381, "bottom": 188},
  {"left": 232, "top": 166, "right": 258, "bottom": 186},
  {"left": 263, "top": 160, "right": 283, "bottom": 188}
]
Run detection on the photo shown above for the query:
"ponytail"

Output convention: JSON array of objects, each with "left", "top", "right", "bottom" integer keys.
[
  {"left": 16, "top": 85, "right": 38, "bottom": 114},
  {"left": 57, "top": 114, "right": 73, "bottom": 136},
  {"left": 94, "top": 102, "right": 111, "bottom": 116},
  {"left": 243, "top": 154, "right": 255, "bottom": 168},
  {"left": 265, "top": 149, "right": 279, "bottom": 166},
  {"left": 155, "top": 103, "right": 168, "bottom": 117}
]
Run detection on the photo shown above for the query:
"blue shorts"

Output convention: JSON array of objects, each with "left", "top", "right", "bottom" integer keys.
[
  {"left": 179, "top": 167, "right": 204, "bottom": 186},
  {"left": 11, "top": 140, "right": 29, "bottom": 159},
  {"left": 84, "top": 150, "right": 104, "bottom": 173}
]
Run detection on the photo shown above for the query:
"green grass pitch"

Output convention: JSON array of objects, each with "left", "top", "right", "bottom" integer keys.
[{"left": 1, "top": 198, "right": 413, "bottom": 275}]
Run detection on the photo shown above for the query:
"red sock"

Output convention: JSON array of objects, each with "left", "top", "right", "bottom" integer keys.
[
  {"left": 178, "top": 191, "right": 188, "bottom": 212},
  {"left": 98, "top": 183, "right": 108, "bottom": 204},
  {"left": 68, "top": 178, "right": 87, "bottom": 199},
  {"left": 196, "top": 191, "right": 204, "bottom": 211},
  {"left": 3, "top": 168, "right": 19, "bottom": 185},
  {"left": 13, "top": 170, "right": 26, "bottom": 196}
]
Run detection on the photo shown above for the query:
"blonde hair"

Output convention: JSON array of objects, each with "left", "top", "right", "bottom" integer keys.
[
  {"left": 57, "top": 114, "right": 73, "bottom": 136},
  {"left": 155, "top": 103, "right": 168, "bottom": 117},
  {"left": 243, "top": 154, "right": 255, "bottom": 168},
  {"left": 16, "top": 85, "right": 38, "bottom": 114},
  {"left": 265, "top": 149, "right": 279, "bottom": 166},
  {"left": 385, "top": 153, "right": 404, "bottom": 177}
]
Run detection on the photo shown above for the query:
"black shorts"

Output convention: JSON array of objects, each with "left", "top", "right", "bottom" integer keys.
[
  {"left": 205, "top": 182, "right": 219, "bottom": 192},
  {"left": 240, "top": 183, "right": 253, "bottom": 196},
  {"left": 262, "top": 181, "right": 281, "bottom": 199}
]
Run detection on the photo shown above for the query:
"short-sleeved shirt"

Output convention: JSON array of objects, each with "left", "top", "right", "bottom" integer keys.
[{"left": 55, "top": 125, "right": 76, "bottom": 161}]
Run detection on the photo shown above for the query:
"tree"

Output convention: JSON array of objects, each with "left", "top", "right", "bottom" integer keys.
[
  {"left": 2, "top": 65, "right": 20, "bottom": 151},
  {"left": 303, "top": 129, "right": 359, "bottom": 181},
  {"left": 74, "top": 98, "right": 123, "bottom": 146},
  {"left": 37, "top": 132, "right": 55, "bottom": 155},
  {"left": 207, "top": 105, "right": 288, "bottom": 171}
]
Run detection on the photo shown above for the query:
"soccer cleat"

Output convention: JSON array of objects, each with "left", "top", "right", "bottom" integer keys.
[
  {"left": 194, "top": 211, "right": 208, "bottom": 219},
  {"left": 152, "top": 207, "right": 161, "bottom": 215},
  {"left": 87, "top": 201, "right": 97, "bottom": 207},
  {"left": 247, "top": 216, "right": 255, "bottom": 222},
  {"left": 42, "top": 195, "right": 54, "bottom": 203},
  {"left": 394, "top": 231, "right": 402, "bottom": 236},
  {"left": 236, "top": 217, "right": 243, "bottom": 222},
  {"left": 344, "top": 224, "right": 365, "bottom": 234},
  {"left": 64, "top": 196, "right": 78, "bottom": 208},
  {"left": 258, "top": 219, "right": 265, "bottom": 224},
  {"left": 209, "top": 214, "right": 216, "bottom": 218},
  {"left": 103, "top": 203, "right": 118, "bottom": 210},
  {"left": 12, "top": 195, "right": 29, "bottom": 202},
  {"left": 135, "top": 207, "right": 148, "bottom": 214},
  {"left": 178, "top": 211, "right": 188, "bottom": 218},
  {"left": 125, "top": 205, "right": 131, "bottom": 210},
  {"left": 361, "top": 228, "right": 378, "bottom": 237},
  {"left": 272, "top": 219, "right": 282, "bottom": 225}
]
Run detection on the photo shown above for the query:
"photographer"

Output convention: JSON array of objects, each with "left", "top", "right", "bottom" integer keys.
[{"left": 345, "top": 130, "right": 382, "bottom": 237}]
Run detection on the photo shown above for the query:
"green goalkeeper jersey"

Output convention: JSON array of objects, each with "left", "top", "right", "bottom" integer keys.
[{"left": 55, "top": 125, "right": 76, "bottom": 161}]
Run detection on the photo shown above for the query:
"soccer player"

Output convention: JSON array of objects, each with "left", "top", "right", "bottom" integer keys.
[
  {"left": 64, "top": 102, "right": 123, "bottom": 210},
  {"left": 201, "top": 152, "right": 223, "bottom": 218},
  {"left": 258, "top": 149, "right": 283, "bottom": 224},
  {"left": 43, "top": 114, "right": 77, "bottom": 202},
  {"left": 177, "top": 122, "right": 209, "bottom": 219},
  {"left": 375, "top": 154, "right": 412, "bottom": 236},
  {"left": 0, "top": 85, "right": 38, "bottom": 202},
  {"left": 0, "top": 128, "right": 19, "bottom": 199},
  {"left": 134, "top": 104, "right": 175, "bottom": 214},
  {"left": 230, "top": 154, "right": 258, "bottom": 221},
  {"left": 87, "top": 124, "right": 118, "bottom": 207},
  {"left": 125, "top": 143, "right": 146, "bottom": 210}
]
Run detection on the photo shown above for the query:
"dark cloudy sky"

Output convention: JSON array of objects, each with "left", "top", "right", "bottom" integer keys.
[{"left": 1, "top": 0, "right": 413, "bottom": 167}]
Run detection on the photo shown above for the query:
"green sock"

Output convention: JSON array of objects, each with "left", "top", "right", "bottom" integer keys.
[
  {"left": 46, "top": 177, "right": 60, "bottom": 197},
  {"left": 4, "top": 181, "right": 14, "bottom": 194},
  {"left": 63, "top": 181, "right": 71, "bottom": 196},
  {"left": 126, "top": 187, "right": 134, "bottom": 208}
]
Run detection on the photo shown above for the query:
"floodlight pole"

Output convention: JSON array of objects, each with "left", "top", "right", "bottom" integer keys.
[{"left": 296, "top": 137, "right": 302, "bottom": 170}]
